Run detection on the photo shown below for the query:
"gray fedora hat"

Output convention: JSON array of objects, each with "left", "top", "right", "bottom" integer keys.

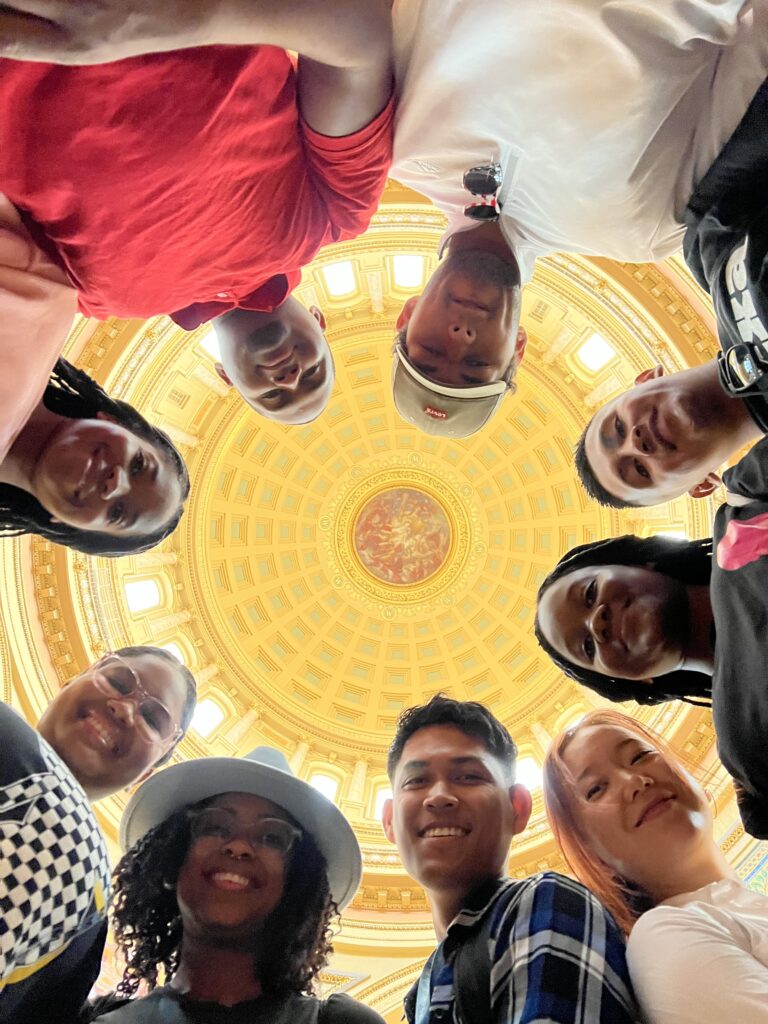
[{"left": 120, "top": 746, "right": 362, "bottom": 910}]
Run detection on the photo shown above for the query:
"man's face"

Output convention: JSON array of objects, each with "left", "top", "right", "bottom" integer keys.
[
  {"left": 214, "top": 299, "right": 334, "bottom": 424},
  {"left": 583, "top": 366, "right": 728, "bottom": 505},
  {"left": 537, "top": 564, "right": 690, "bottom": 681},
  {"left": 37, "top": 652, "right": 188, "bottom": 800},
  {"left": 398, "top": 251, "right": 526, "bottom": 388},
  {"left": 382, "top": 725, "right": 530, "bottom": 896}
]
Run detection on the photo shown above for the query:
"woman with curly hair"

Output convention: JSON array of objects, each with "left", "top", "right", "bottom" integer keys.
[
  {"left": 543, "top": 709, "right": 768, "bottom": 1023},
  {"left": 1, "top": 357, "right": 189, "bottom": 556},
  {"left": 89, "top": 747, "right": 384, "bottom": 1024}
]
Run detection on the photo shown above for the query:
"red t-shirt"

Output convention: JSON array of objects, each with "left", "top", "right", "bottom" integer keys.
[{"left": 0, "top": 46, "right": 393, "bottom": 327}]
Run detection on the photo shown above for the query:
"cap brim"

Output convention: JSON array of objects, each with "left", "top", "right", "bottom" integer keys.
[
  {"left": 120, "top": 758, "right": 362, "bottom": 910},
  {"left": 392, "top": 347, "right": 508, "bottom": 438}
]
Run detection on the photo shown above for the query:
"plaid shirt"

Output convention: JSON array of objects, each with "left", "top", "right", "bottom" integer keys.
[{"left": 404, "top": 873, "right": 641, "bottom": 1024}]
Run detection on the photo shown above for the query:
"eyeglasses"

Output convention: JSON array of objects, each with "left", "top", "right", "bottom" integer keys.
[
  {"left": 463, "top": 162, "right": 503, "bottom": 221},
  {"left": 187, "top": 807, "right": 303, "bottom": 858},
  {"left": 92, "top": 654, "right": 182, "bottom": 745}
]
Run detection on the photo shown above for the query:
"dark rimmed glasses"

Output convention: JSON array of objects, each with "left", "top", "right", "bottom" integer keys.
[
  {"left": 92, "top": 653, "right": 182, "bottom": 745},
  {"left": 187, "top": 807, "right": 303, "bottom": 858},
  {"left": 463, "top": 162, "right": 504, "bottom": 221}
]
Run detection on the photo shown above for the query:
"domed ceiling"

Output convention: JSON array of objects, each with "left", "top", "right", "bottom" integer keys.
[{"left": 1, "top": 180, "right": 765, "bottom": 1018}]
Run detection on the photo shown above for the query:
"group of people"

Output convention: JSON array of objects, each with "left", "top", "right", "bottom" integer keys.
[
  {"left": 2, "top": 0, "right": 768, "bottom": 1020},
  {"left": 7, "top": 681, "right": 764, "bottom": 1024}
]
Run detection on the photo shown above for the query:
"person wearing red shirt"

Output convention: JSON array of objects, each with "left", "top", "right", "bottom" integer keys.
[{"left": 0, "top": 1, "right": 393, "bottom": 424}]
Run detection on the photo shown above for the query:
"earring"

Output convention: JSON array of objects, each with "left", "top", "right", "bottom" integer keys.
[{"left": 162, "top": 878, "right": 176, "bottom": 891}]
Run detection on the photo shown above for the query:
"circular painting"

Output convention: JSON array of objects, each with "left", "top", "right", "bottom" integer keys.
[{"left": 353, "top": 487, "right": 452, "bottom": 585}]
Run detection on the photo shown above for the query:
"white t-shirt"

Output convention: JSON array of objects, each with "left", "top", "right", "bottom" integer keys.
[
  {"left": 392, "top": 0, "right": 768, "bottom": 280},
  {"left": 627, "top": 878, "right": 768, "bottom": 1023}
]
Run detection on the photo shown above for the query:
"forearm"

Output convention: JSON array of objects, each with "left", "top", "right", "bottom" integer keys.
[
  {"left": 0, "top": 0, "right": 393, "bottom": 67},
  {"left": 216, "top": 0, "right": 392, "bottom": 69}
]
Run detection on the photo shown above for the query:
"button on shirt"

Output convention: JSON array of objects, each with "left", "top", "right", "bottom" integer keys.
[
  {"left": 0, "top": 47, "right": 393, "bottom": 328},
  {"left": 392, "top": 0, "right": 768, "bottom": 281}
]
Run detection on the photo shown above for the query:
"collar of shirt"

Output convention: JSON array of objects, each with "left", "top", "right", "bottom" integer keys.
[{"left": 170, "top": 272, "right": 300, "bottom": 331}]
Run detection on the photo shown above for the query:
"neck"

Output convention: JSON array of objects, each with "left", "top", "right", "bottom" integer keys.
[
  {"left": 645, "top": 836, "right": 736, "bottom": 905},
  {"left": 427, "top": 872, "right": 500, "bottom": 941},
  {"left": 447, "top": 220, "right": 516, "bottom": 264},
  {"left": 681, "top": 585, "right": 715, "bottom": 676},
  {"left": 698, "top": 361, "right": 763, "bottom": 448},
  {"left": 171, "top": 937, "right": 262, "bottom": 1006},
  {"left": 1, "top": 402, "right": 63, "bottom": 493}
]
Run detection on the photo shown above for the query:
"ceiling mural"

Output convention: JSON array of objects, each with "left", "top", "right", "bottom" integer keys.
[{"left": 1, "top": 180, "right": 765, "bottom": 1021}]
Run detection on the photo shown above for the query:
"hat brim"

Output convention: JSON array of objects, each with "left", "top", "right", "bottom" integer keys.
[
  {"left": 391, "top": 347, "right": 508, "bottom": 438},
  {"left": 119, "top": 757, "right": 362, "bottom": 910}
]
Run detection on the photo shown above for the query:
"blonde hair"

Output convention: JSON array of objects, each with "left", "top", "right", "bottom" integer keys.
[{"left": 543, "top": 709, "right": 690, "bottom": 934}]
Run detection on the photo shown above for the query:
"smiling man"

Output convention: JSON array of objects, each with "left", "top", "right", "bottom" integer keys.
[
  {"left": 575, "top": 361, "right": 766, "bottom": 508},
  {"left": 382, "top": 694, "right": 641, "bottom": 1024},
  {"left": 2, "top": 646, "right": 196, "bottom": 1023},
  {"left": 213, "top": 299, "right": 334, "bottom": 425},
  {"left": 0, "top": 1, "right": 394, "bottom": 428},
  {"left": 391, "top": 224, "right": 527, "bottom": 438}
]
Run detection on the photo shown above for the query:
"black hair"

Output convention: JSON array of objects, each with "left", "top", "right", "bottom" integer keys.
[
  {"left": 574, "top": 426, "right": 640, "bottom": 510},
  {"left": 387, "top": 693, "right": 517, "bottom": 781},
  {"left": 0, "top": 358, "right": 189, "bottom": 556},
  {"left": 114, "top": 645, "right": 197, "bottom": 766},
  {"left": 111, "top": 800, "right": 336, "bottom": 999},
  {"left": 534, "top": 534, "right": 713, "bottom": 706}
]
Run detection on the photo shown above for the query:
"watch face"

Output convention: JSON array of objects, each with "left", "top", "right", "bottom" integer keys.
[
  {"left": 727, "top": 345, "right": 760, "bottom": 388},
  {"left": 463, "top": 163, "right": 503, "bottom": 196}
]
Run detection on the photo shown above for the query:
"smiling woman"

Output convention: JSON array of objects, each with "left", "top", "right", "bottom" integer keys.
[
  {"left": 86, "top": 747, "right": 382, "bottom": 1024},
  {"left": 534, "top": 533, "right": 715, "bottom": 705},
  {"left": 543, "top": 710, "right": 768, "bottom": 1024},
  {"left": 0, "top": 358, "right": 189, "bottom": 556}
]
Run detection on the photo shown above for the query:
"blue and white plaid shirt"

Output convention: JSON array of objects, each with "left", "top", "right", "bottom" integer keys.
[{"left": 404, "top": 872, "right": 641, "bottom": 1024}]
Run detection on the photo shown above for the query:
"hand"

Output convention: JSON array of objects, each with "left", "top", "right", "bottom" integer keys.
[{"left": 0, "top": 0, "right": 228, "bottom": 64}]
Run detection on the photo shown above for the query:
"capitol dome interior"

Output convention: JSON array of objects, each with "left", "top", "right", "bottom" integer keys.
[{"left": 3, "top": 178, "right": 766, "bottom": 1017}]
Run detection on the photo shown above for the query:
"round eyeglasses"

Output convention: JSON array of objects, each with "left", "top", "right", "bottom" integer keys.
[
  {"left": 187, "top": 807, "right": 303, "bottom": 858},
  {"left": 92, "top": 654, "right": 182, "bottom": 745}
]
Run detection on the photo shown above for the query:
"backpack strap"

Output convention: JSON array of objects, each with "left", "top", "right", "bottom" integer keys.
[{"left": 450, "top": 879, "right": 510, "bottom": 1024}]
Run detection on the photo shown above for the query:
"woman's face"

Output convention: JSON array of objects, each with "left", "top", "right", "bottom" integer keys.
[
  {"left": 537, "top": 564, "right": 689, "bottom": 680},
  {"left": 176, "top": 792, "right": 291, "bottom": 945},
  {"left": 30, "top": 414, "right": 183, "bottom": 537},
  {"left": 560, "top": 723, "right": 710, "bottom": 891}
]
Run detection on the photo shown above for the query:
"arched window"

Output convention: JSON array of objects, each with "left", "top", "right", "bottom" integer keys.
[
  {"left": 190, "top": 698, "right": 225, "bottom": 738},
  {"left": 372, "top": 786, "right": 393, "bottom": 821},
  {"left": 515, "top": 756, "right": 543, "bottom": 792},
  {"left": 308, "top": 773, "right": 339, "bottom": 803},
  {"left": 124, "top": 578, "right": 161, "bottom": 614}
]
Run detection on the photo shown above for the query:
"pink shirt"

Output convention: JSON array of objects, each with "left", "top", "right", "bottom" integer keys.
[{"left": 0, "top": 194, "right": 77, "bottom": 463}]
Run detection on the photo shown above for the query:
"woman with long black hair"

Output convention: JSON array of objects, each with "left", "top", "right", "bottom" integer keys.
[{"left": 1, "top": 358, "right": 189, "bottom": 556}]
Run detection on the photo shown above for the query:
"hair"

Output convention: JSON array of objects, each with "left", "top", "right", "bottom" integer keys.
[
  {"left": 387, "top": 693, "right": 518, "bottom": 782},
  {"left": 114, "top": 644, "right": 197, "bottom": 766},
  {"left": 574, "top": 424, "right": 640, "bottom": 510},
  {"left": 0, "top": 358, "right": 189, "bottom": 556},
  {"left": 543, "top": 709, "right": 695, "bottom": 934},
  {"left": 534, "top": 533, "right": 713, "bottom": 706},
  {"left": 111, "top": 799, "right": 337, "bottom": 999}
]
